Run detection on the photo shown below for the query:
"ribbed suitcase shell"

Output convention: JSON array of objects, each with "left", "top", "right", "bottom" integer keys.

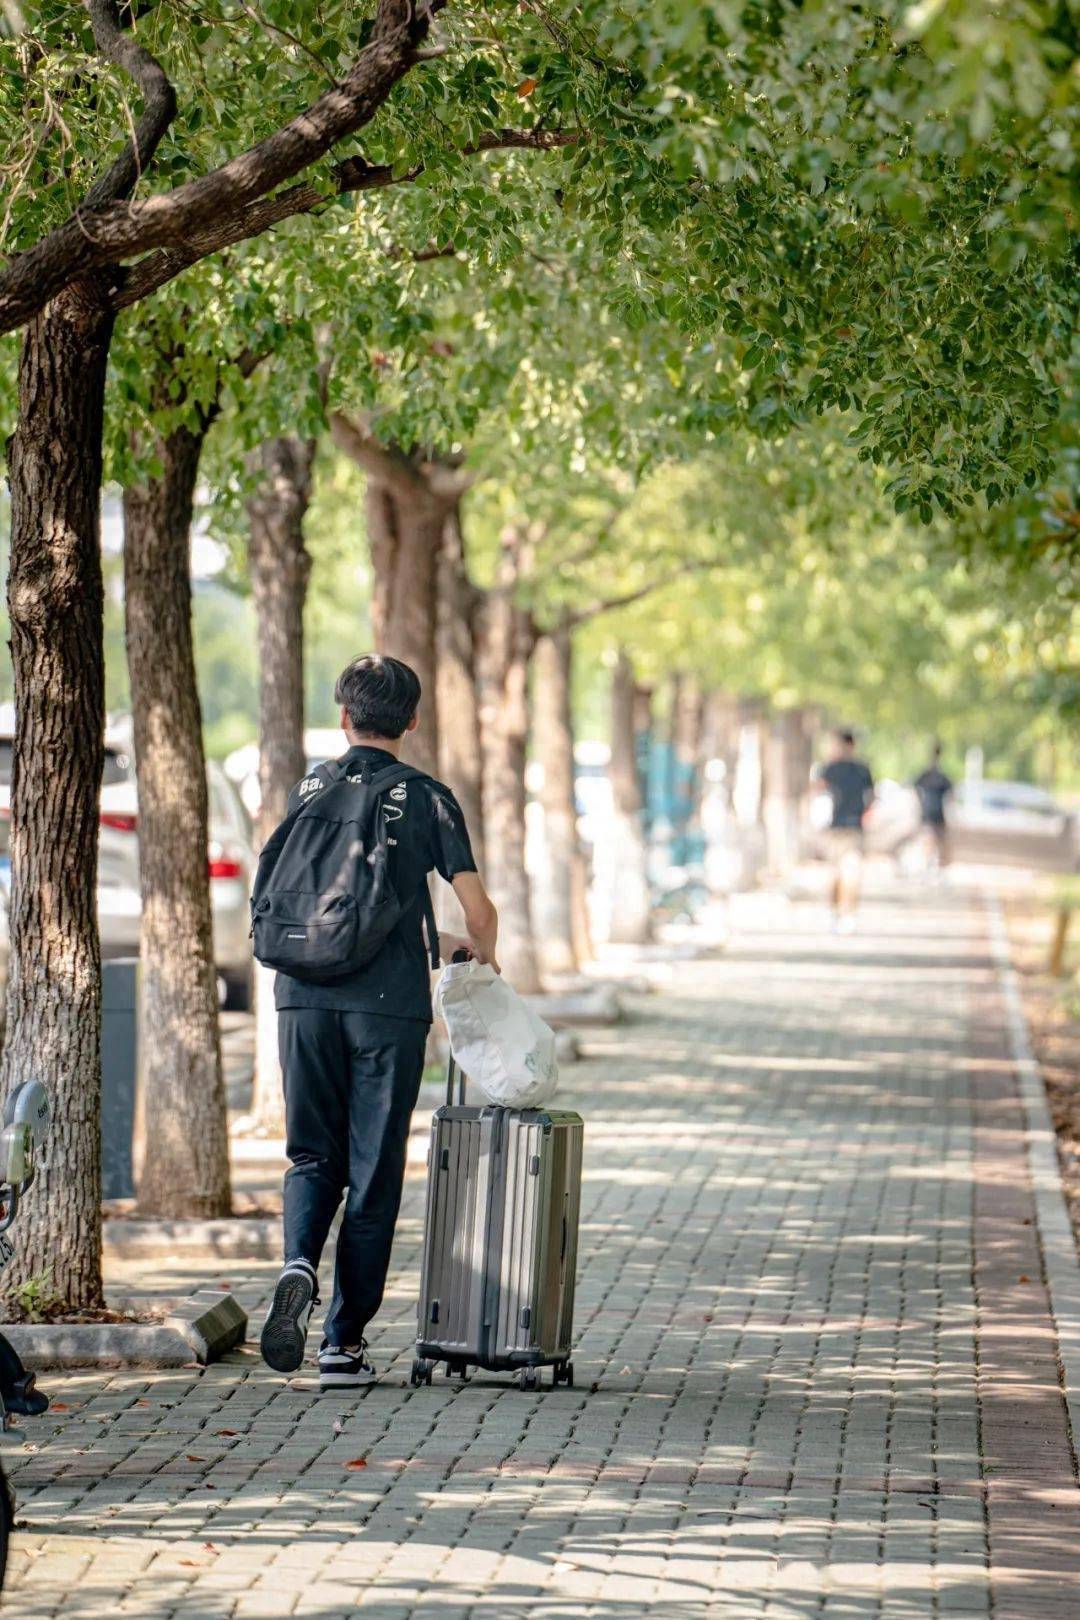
[{"left": 416, "top": 1101, "right": 583, "bottom": 1373}]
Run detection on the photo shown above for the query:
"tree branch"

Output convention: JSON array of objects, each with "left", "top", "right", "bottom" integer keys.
[
  {"left": 558, "top": 558, "right": 721, "bottom": 631},
  {"left": 112, "top": 126, "right": 579, "bottom": 310},
  {"left": 329, "top": 410, "right": 434, "bottom": 504},
  {"left": 83, "top": 0, "right": 177, "bottom": 208},
  {"left": 0, "top": 0, "right": 443, "bottom": 333}
]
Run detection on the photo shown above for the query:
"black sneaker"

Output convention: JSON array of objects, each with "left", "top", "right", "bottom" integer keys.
[
  {"left": 318, "top": 1341, "right": 376, "bottom": 1390},
  {"left": 260, "top": 1261, "right": 318, "bottom": 1373}
]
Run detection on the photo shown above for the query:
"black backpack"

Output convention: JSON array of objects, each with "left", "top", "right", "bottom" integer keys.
[{"left": 250, "top": 760, "right": 439, "bottom": 983}]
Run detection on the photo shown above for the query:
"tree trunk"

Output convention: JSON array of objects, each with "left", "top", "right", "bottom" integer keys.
[
  {"left": 476, "top": 569, "right": 540, "bottom": 992},
  {"left": 709, "top": 692, "right": 742, "bottom": 807},
  {"left": 531, "top": 626, "right": 579, "bottom": 976},
  {"left": 762, "top": 707, "right": 815, "bottom": 876},
  {"left": 672, "top": 676, "right": 705, "bottom": 864},
  {"left": 331, "top": 422, "right": 463, "bottom": 783},
  {"left": 0, "top": 287, "right": 114, "bottom": 1309},
  {"left": 248, "top": 436, "right": 315, "bottom": 841},
  {"left": 436, "top": 501, "right": 484, "bottom": 860},
  {"left": 608, "top": 651, "right": 652, "bottom": 945},
  {"left": 365, "top": 477, "right": 442, "bottom": 778},
  {"left": 246, "top": 435, "right": 316, "bottom": 1135},
  {"left": 124, "top": 424, "right": 232, "bottom": 1218}
]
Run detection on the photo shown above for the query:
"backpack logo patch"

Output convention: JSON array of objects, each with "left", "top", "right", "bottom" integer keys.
[
  {"left": 389, "top": 784, "right": 407, "bottom": 802},
  {"left": 298, "top": 777, "right": 323, "bottom": 797}
]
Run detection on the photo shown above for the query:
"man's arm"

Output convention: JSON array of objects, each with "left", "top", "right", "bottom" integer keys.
[{"left": 450, "top": 871, "right": 500, "bottom": 972}]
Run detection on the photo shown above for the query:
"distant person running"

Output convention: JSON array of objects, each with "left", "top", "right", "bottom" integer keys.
[
  {"left": 817, "top": 729, "right": 874, "bottom": 932},
  {"left": 913, "top": 743, "right": 953, "bottom": 873}
]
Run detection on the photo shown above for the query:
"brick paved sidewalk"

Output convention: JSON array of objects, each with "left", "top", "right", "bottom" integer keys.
[{"left": 4, "top": 884, "right": 1079, "bottom": 1618}]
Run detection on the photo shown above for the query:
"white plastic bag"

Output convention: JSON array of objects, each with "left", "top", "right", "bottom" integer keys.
[{"left": 434, "top": 960, "right": 559, "bottom": 1109}]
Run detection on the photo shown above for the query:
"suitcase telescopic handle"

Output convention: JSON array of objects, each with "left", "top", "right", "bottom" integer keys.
[
  {"left": 446, "top": 947, "right": 472, "bottom": 1107},
  {"left": 445, "top": 1056, "right": 466, "bottom": 1109}
]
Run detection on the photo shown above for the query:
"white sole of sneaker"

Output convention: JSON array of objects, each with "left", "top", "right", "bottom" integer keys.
[{"left": 318, "top": 1372, "right": 376, "bottom": 1388}]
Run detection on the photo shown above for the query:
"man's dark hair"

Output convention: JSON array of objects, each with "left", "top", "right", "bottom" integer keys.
[
  {"left": 835, "top": 728, "right": 856, "bottom": 748},
  {"left": 335, "top": 655, "right": 421, "bottom": 739}
]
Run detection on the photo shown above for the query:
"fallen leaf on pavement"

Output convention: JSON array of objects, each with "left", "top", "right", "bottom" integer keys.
[
  {"left": 186, "top": 1455, "right": 205, "bottom": 1463},
  {"left": 215, "top": 1430, "right": 238, "bottom": 1438},
  {"left": 345, "top": 1457, "right": 367, "bottom": 1470}
]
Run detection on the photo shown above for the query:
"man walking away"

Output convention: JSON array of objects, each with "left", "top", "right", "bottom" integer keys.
[
  {"left": 817, "top": 729, "right": 874, "bottom": 932},
  {"left": 257, "top": 655, "right": 498, "bottom": 1389},
  {"left": 913, "top": 743, "right": 953, "bottom": 875}
]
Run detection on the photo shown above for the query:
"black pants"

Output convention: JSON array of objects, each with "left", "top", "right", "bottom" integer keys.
[{"left": 280, "top": 1009, "right": 427, "bottom": 1348}]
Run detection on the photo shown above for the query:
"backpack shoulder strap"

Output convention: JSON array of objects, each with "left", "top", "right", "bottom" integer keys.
[
  {"left": 366, "top": 762, "right": 431, "bottom": 793},
  {"left": 362, "top": 764, "right": 440, "bottom": 968}
]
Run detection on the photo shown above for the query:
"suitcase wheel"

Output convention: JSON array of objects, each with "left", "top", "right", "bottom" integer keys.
[
  {"left": 518, "top": 1367, "right": 542, "bottom": 1392},
  {"left": 410, "top": 1358, "right": 434, "bottom": 1387},
  {"left": 554, "top": 1360, "right": 574, "bottom": 1389}
]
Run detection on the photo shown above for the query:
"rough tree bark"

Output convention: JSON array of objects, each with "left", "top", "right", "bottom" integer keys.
[
  {"left": 0, "top": 3, "right": 181, "bottom": 1309},
  {"left": 248, "top": 436, "right": 315, "bottom": 841},
  {"left": 476, "top": 536, "right": 540, "bottom": 992},
  {"left": 246, "top": 434, "right": 316, "bottom": 1134},
  {"left": 436, "top": 502, "right": 484, "bottom": 861},
  {"left": 364, "top": 479, "right": 444, "bottom": 776},
  {"left": 608, "top": 651, "right": 652, "bottom": 945},
  {"left": 0, "top": 287, "right": 114, "bottom": 1309},
  {"left": 330, "top": 417, "right": 466, "bottom": 780},
  {"left": 124, "top": 419, "right": 231, "bottom": 1218},
  {"left": 531, "top": 627, "right": 580, "bottom": 976}
]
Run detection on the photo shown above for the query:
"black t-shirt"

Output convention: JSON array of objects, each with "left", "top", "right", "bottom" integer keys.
[
  {"left": 821, "top": 758, "right": 874, "bottom": 829},
  {"left": 914, "top": 766, "right": 953, "bottom": 826},
  {"left": 274, "top": 745, "right": 477, "bottom": 1022}
]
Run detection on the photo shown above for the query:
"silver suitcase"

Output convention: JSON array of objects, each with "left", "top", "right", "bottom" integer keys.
[{"left": 412, "top": 1058, "right": 583, "bottom": 1390}]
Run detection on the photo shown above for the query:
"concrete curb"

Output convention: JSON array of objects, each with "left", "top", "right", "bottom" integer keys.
[
  {"left": 4, "top": 1291, "right": 248, "bottom": 1370},
  {"left": 986, "top": 893, "right": 1080, "bottom": 1450},
  {"left": 4, "top": 1323, "right": 195, "bottom": 1370},
  {"left": 166, "top": 1290, "right": 248, "bottom": 1362}
]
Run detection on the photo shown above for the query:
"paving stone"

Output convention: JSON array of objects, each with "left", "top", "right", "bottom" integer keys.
[{"left": 2, "top": 888, "right": 1080, "bottom": 1617}]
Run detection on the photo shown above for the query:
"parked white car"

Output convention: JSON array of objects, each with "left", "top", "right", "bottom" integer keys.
[
  {"left": 951, "top": 779, "right": 1072, "bottom": 840},
  {"left": 0, "top": 716, "right": 256, "bottom": 1008}
]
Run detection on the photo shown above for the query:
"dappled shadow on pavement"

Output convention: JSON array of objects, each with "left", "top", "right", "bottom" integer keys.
[{"left": 3, "top": 888, "right": 1079, "bottom": 1617}]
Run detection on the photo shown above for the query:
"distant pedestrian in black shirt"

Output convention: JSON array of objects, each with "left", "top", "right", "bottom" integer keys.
[
  {"left": 259, "top": 655, "right": 498, "bottom": 1389},
  {"left": 816, "top": 729, "right": 874, "bottom": 931},
  {"left": 913, "top": 743, "right": 953, "bottom": 871}
]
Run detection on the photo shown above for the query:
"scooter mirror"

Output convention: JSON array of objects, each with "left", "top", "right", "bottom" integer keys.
[{"left": 4, "top": 1081, "right": 50, "bottom": 1156}]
